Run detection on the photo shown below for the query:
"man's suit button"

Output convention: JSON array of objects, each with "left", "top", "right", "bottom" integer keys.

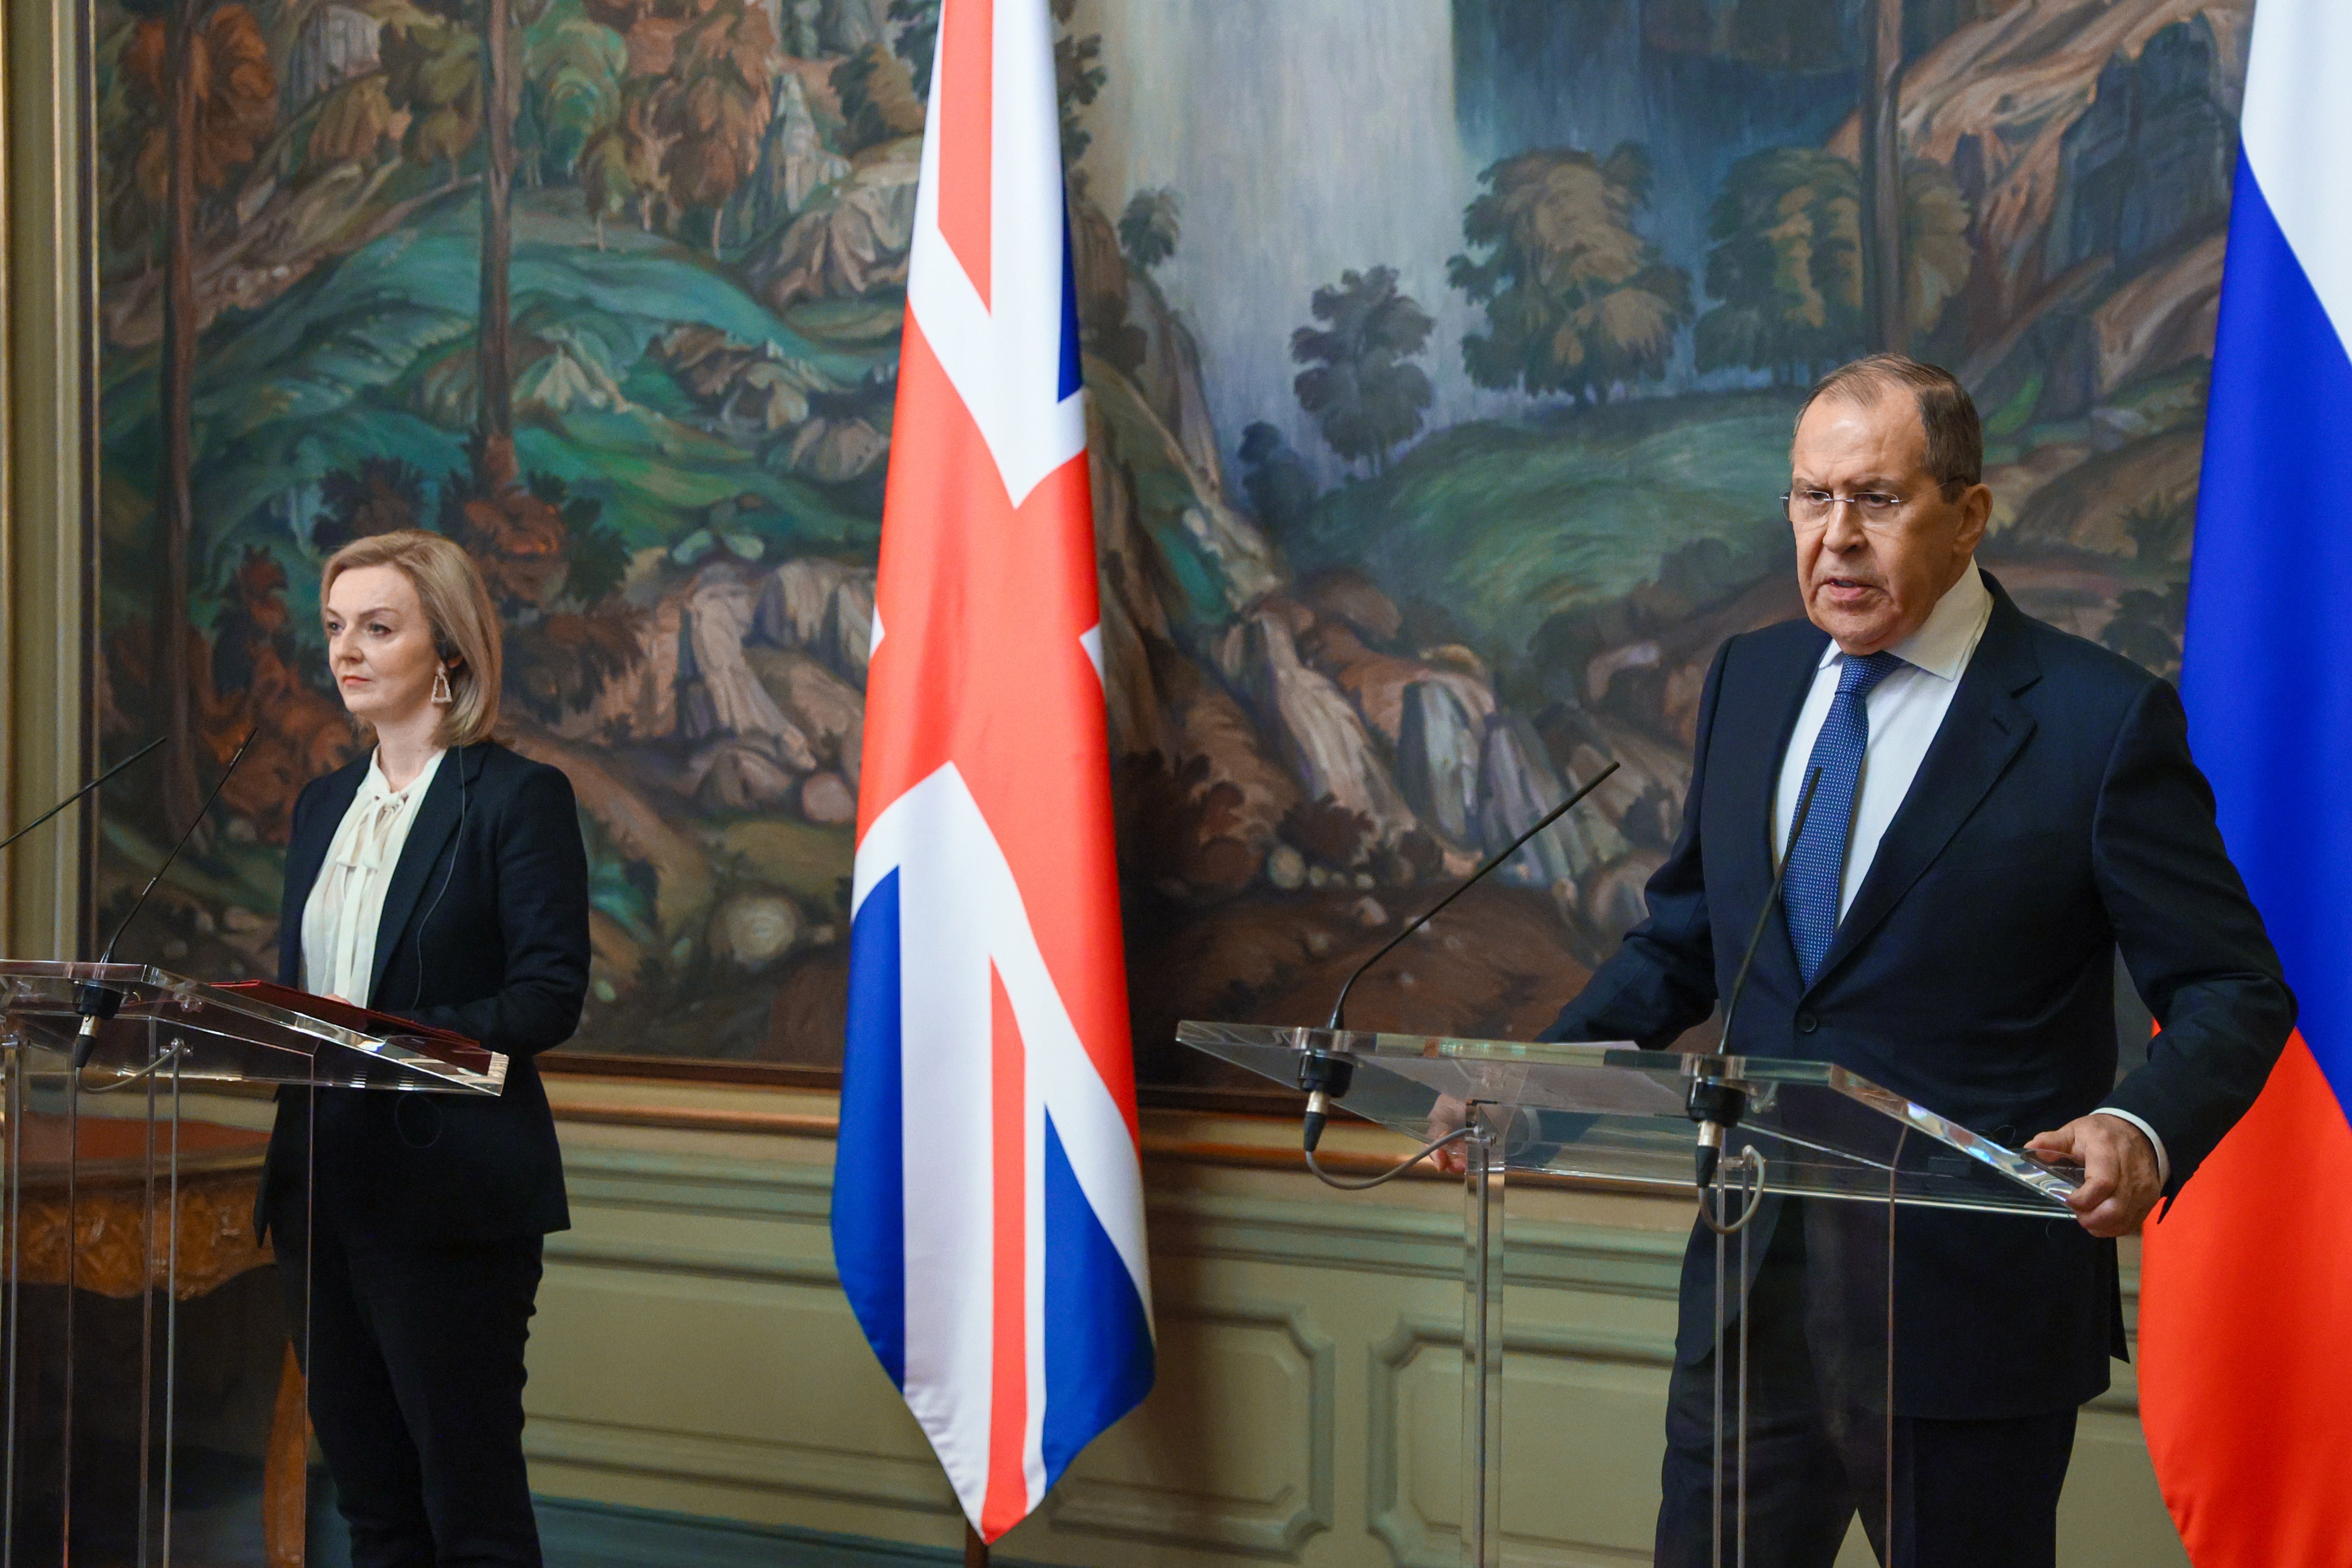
[{"left": 1796, "top": 1012, "right": 1819, "bottom": 1035}]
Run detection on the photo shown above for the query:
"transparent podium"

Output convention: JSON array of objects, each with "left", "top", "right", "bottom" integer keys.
[
  {"left": 1177, "top": 1022, "right": 2085, "bottom": 1568},
  {"left": 0, "top": 960, "right": 505, "bottom": 1563}
]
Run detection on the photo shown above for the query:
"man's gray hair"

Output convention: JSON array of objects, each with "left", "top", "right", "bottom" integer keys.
[{"left": 1796, "top": 354, "right": 1984, "bottom": 493}]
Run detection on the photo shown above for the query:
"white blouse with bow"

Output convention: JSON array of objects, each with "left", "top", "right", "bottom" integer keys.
[{"left": 300, "top": 748, "right": 448, "bottom": 1005}]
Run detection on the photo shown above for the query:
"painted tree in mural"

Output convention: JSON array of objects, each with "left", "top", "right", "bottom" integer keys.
[
  {"left": 1051, "top": 0, "right": 1105, "bottom": 170},
  {"left": 479, "top": 0, "right": 523, "bottom": 458},
  {"left": 112, "top": 0, "right": 277, "bottom": 834},
  {"left": 2103, "top": 495, "right": 2196, "bottom": 679},
  {"left": 452, "top": 0, "right": 643, "bottom": 725},
  {"left": 1696, "top": 148, "right": 1862, "bottom": 381},
  {"left": 835, "top": 42, "right": 926, "bottom": 152},
  {"left": 890, "top": 0, "right": 941, "bottom": 96},
  {"left": 1897, "top": 157, "right": 1971, "bottom": 346},
  {"left": 1291, "top": 266, "right": 1435, "bottom": 476},
  {"left": 1696, "top": 147, "right": 1970, "bottom": 381},
  {"left": 561, "top": 0, "right": 780, "bottom": 255},
  {"left": 1859, "top": 0, "right": 1906, "bottom": 352},
  {"left": 662, "top": 0, "right": 778, "bottom": 254},
  {"left": 522, "top": 7, "right": 629, "bottom": 188},
  {"left": 380, "top": 7, "right": 481, "bottom": 186},
  {"left": 307, "top": 73, "right": 402, "bottom": 167},
  {"left": 578, "top": 105, "right": 647, "bottom": 247},
  {"left": 1449, "top": 145, "right": 1693, "bottom": 407},
  {"left": 1119, "top": 189, "right": 1182, "bottom": 272}
]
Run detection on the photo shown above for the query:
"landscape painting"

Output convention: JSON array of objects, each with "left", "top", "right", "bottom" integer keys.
[{"left": 92, "top": 0, "right": 2245, "bottom": 1081}]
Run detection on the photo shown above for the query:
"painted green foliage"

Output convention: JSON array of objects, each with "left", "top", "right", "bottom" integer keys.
[
  {"left": 1291, "top": 266, "right": 1435, "bottom": 476},
  {"left": 1118, "top": 188, "right": 1181, "bottom": 272},
  {"left": 1696, "top": 146, "right": 1972, "bottom": 381},
  {"left": 1451, "top": 145, "right": 1695, "bottom": 405}
]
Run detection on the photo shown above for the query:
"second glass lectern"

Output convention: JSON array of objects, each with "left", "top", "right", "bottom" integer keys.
[
  {"left": 0, "top": 960, "right": 506, "bottom": 1562},
  {"left": 1177, "top": 1022, "right": 2085, "bottom": 1568}
]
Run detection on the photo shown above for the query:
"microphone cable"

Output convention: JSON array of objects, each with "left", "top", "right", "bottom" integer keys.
[{"left": 1305, "top": 1124, "right": 1478, "bottom": 1191}]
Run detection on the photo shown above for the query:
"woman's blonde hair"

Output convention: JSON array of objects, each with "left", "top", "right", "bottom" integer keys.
[{"left": 321, "top": 529, "right": 503, "bottom": 747}]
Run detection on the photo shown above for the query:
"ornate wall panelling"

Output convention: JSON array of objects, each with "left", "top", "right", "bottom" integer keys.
[
  {"left": 527, "top": 1095, "right": 2192, "bottom": 1568},
  {"left": 1369, "top": 1314, "right": 1678, "bottom": 1568},
  {"left": 525, "top": 1144, "right": 971, "bottom": 1531},
  {"left": 1034, "top": 1299, "right": 1336, "bottom": 1558}
]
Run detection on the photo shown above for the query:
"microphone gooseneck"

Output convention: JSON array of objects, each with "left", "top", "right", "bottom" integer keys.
[
  {"left": 72, "top": 729, "right": 259, "bottom": 1072},
  {"left": 1324, "top": 760, "right": 1621, "bottom": 1033},
  {"left": 0, "top": 737, "right": 165, "bottom": 855},
  {"left": 1301, "top": 759, "right": 1621, "bottom": 1169},
  {"left": 1718, "top": 765, "right": 1823, "bottom": 1050},
  {"left": 1691, "top": 764, "right": 1824, "bottom": 1189}
]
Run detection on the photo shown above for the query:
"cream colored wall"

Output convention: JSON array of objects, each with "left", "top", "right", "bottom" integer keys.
[{"left": 533, "top": 1079, "right": 2188, "bottom": 1567}]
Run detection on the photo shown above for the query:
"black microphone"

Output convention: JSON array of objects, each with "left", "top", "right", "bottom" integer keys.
[
  {"left": 1691, "top": 764, "right": 1822, "bottom": 1189},
  {"left": 0, "top": 737, "right": 166, "bottom": 856},
  {"left": 1300, "top": 760, "right": 1622, "bottom": 1153},
  {"left": 71, "top": 729, "right": 258, "bottom": 1072}
]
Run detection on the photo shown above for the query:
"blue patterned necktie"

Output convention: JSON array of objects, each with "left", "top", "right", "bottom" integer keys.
[{"left": 1781, "top": 650, "right": 1906, "bottom": 986}]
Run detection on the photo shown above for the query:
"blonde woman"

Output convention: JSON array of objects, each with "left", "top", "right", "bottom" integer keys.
[{"left": 256, "top": 529, "right": 588, "bottom": 1567}]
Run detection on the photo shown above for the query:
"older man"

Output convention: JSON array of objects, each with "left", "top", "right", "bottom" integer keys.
[{"left": 1542, "top": 357, "right": 2293, "bottom": 1566}]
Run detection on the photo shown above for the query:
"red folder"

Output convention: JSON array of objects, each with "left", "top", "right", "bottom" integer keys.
[{"left": 214, "top": 980, "right": 493, "bottom": 1073}]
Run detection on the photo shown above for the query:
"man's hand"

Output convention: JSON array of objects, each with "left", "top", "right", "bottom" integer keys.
[
  {"left": 2025, "top": 1115, "right": 2161, "bottom": 1238},
  {"left": 1427, "top": 1095, "right": 1469, "bottom": 1175}
]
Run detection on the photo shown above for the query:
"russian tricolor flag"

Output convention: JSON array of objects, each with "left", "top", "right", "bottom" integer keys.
[
  {"left": 2139, "top": 2, "right": 2352, "bottom": 1558},
  {"left": 830, "top": 0, "right": 1155, "bottom": 1543}
]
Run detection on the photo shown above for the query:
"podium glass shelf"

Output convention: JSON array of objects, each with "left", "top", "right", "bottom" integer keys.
[
  {"left": 1177, "top": 1020, "right": 2086, "bottom": 1567},
  {"left": 0, "top": 960, "right": 506, "bottom": 1094},
  {"left": 0, "top": 962, "right": 505, "bottom": 1562},
  {"left": 1176, "top": 1020, "right": 2081, "bottom": 1213}
]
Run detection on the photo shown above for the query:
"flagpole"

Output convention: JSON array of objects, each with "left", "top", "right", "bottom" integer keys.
[{"left": 963, "top": 1522, "right": 989, "bottom": 1566}]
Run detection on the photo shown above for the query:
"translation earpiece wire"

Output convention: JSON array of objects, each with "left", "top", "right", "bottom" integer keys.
[{"left": 410, "top": 750, "right": 467, "bottom": 1013}]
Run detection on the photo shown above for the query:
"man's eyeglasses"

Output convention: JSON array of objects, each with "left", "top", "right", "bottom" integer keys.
[{"left": 1782, "top": 489, "right": 1909, "bottom": 527}]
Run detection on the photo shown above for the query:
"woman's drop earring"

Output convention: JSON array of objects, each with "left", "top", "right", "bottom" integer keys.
[{"left": 431, "top": 666, "right": 454, "bottom": 705}]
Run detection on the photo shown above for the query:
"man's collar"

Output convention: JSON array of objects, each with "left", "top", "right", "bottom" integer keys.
[{"left": 1814, "top": 560, "right": 1991, "bottom": 681}]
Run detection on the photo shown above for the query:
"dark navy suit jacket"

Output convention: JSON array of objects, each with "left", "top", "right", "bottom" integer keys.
[
  {"left": 1546, "top": 572, "right": 2294, "bottom": 1419},
  {"left": 259, "top": 740, "right": 591, "bottom": 1245}
]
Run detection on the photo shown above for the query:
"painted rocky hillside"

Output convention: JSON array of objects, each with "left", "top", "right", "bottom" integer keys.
[{"left": 92, "top": 0, "right": 2241, "bottom": 1080}]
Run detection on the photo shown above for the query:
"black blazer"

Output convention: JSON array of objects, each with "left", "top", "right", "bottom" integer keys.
[
  {"left": 259, "top": 740, "right": 591, "bottom": 1245},
  {"left": 1547, "top": 572, "right": 2294, "bottom": 1419}
]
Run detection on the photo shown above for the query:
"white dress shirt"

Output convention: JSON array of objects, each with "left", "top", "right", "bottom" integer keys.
[
  {"left": 1765, "top": 563, "right": 2167, "bottom": 1180},
  {"left": 301, "top": 748, "right": 447, "bottom": 1006}
]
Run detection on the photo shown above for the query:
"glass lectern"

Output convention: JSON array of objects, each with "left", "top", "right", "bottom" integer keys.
[
  {"left": 0, "top": 960, "right": 505, "bottom": 1563},
  {"left": 1176, "top": 1022, "right": 2085, "bottom": 1568}
]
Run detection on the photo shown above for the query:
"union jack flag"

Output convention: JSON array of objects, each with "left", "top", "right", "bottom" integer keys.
[{"left": 830, "top": 0, "right": 1155, "bottom": 1543}]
